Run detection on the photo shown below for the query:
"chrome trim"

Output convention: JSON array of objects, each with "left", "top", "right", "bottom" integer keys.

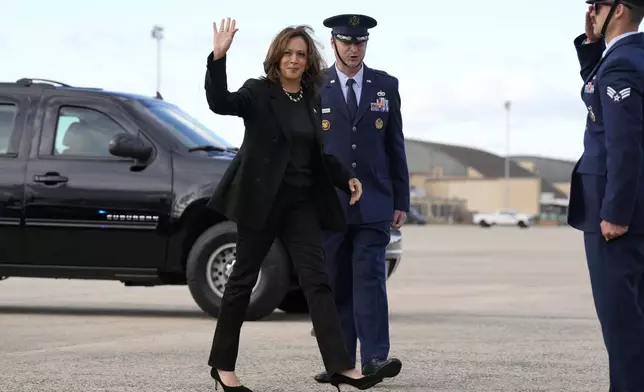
[
  {"left": 24, "top": 219, "right": 157, "bottom": 230},
  {"left": 0, "top": 218, "right": 20, "bottom": 226}
]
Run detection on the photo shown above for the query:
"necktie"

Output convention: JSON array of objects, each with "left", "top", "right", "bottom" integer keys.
[{"left": 346, "top": 78, "right": 358, "bottom": 123}]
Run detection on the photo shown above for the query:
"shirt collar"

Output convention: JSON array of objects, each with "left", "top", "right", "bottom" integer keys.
[
  {"left": 603, "top": 31, "right": 639, "bottom": 57},
  {"left": 335, "top": 63, "right": 364, "bottom": 87}
]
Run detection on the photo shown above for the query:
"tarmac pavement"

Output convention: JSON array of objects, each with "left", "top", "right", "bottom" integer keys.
[{"left": 0, "top": 225, "right": 609, "bottom": 392}]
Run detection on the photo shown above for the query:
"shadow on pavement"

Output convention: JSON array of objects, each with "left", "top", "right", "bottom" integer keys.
[
  {"left": 0, "top": 305, "right": 210, "bottom": 318},
  {"left": 0, "top": 305, "right": 313, "bottom": 322}
]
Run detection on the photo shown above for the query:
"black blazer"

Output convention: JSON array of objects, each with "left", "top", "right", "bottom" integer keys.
[{"left": 203, "top": 52, "right": 355, "bottom": 232}]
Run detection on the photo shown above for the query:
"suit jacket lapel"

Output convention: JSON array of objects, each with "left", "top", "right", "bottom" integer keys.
[
  {"left": 324, "top": 67, "right": 351, "bottom": 121},
  {"left": 269, "top": 82, "right": 294, "bottom": 143},
  {"left": 584, "top": 33, "right": 643, "bottom": 84},
  {"left": 355, "top": 65, "right": 376, "bottom": 124},
  {"left": 305, "top": 94, "right": 324, "bottom": 147}
]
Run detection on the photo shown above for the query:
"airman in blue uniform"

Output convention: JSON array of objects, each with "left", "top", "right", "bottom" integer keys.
[
  {"left": 569, "top": 1, "right": 644, "bottom": 390},
  {"left": 312, "top": 14, "right": 410, "bottom": 384}
]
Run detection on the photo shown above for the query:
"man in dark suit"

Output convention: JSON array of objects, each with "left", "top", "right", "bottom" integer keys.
[
  {"left": 312, "top": 14, "right": 410, "bottom": 384},
  {"left": 569, "top": 1, "right": 644, "bottom": 390}
]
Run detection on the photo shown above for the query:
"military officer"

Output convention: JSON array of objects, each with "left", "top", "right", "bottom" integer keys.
[
  {"left": 569, "top": 1, "right": 644, "bottom": 390},
  {"left": 312, "top": 14, "right": 410, "bottom": 384}
]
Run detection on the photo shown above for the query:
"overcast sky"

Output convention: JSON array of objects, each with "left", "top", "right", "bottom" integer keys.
[{"left": 2, "top": 0, "right": 632, "bottom": 161}]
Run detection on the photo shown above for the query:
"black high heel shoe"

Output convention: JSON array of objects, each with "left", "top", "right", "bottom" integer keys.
[
  {"left": 328, "top": 372, "right": 382, "bottom": 391},
  {"left": 210, "top": 368, "right": 253, "bottom": 392}
]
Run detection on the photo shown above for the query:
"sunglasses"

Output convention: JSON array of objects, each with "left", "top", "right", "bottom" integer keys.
[{"left": 592, "top": 1, "right": 632, "bottom": 13}]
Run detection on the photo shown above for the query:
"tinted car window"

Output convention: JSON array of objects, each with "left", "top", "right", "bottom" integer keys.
[
  {"left": 0, "top": 104, "right": 17, "bottom": 154},
  {"left": 142, "top": 100, "right": 233, "bottom": 150},
  {"left": 54, "top": 106, "right": 127, "bottom": 157}
]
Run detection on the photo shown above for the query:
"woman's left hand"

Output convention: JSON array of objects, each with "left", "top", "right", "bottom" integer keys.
[{"left": 348, "top": 178, "right": 363, "bottom": 205}]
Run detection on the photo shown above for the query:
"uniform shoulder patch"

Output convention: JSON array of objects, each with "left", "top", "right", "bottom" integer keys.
[{"left": 606, "top": 86, "right": 631, "bottom": 102}]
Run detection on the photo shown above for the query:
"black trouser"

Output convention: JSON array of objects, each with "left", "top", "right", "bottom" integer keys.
[{"left": 208, "top": 181, "right": 354, "bottom": 375}]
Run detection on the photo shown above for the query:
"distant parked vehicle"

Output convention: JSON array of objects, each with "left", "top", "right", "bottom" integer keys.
[
  {"left": 472, "top": 209, "right": 534, "bottom": 228},
  {"left": 406, "top": 206, "right": 428, "bottom": 225}
]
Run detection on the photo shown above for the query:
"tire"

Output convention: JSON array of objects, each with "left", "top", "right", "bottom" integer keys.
[
  {"left": 278, "top": 289, "right": 309, "bottom": 314},
  {"left": 479, "top": 220, "right": 490, "bottom": 228},
  {"left": 517, "top": 221, "right": 528, "bottom": 229},
  {"left": 185, "top": 221, "right": 290, "bottom": 321}
]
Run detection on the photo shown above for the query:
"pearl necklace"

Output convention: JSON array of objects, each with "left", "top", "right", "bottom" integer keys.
[{"left": 283, "top": 86, "right": 303, "bottom": 102}]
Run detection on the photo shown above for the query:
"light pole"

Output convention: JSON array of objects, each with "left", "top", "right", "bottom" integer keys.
[
  {"left": 151, "top": 25, "right": 164, "bottom": 96},
  {"left": 504, "top": 100, "right": 511, "bottom": 209}
]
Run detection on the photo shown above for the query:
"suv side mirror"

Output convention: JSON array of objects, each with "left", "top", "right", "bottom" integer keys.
[{"left": 108, "top": 133, "right": 152, "bottom": 168}]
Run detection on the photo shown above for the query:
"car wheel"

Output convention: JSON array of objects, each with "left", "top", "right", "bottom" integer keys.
[
  {"left": 185, "top": 221, "right": 290, "bottom": 321},
  {"left": 278, "top": 289, "right": 309, "bottom": 314},
  {"left": 517, "top": 221, "right": 528, "bottom": 228},
  {"left": 479, "top": 221, "right": 490, "bottom": 228}
]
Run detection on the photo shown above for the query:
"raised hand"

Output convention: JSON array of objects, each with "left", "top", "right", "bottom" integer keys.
[
  {"left": 585, "top": 5, "right": 601, "bottom": 43},
  {"left": 213, "top": 17, "right": 239, "bottom": 60}
]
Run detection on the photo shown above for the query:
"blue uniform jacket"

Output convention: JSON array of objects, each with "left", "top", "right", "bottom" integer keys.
[
  {"left": 320, "top": 64, "right": 410, "bottom": 225},
  {"left": 568, "top": 32, "right": 644, "bottom": 233}
]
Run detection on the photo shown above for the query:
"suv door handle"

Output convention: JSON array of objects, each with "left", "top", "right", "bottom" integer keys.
[{"left": 33, "top": 172, "right": 69, "bottom": 185}]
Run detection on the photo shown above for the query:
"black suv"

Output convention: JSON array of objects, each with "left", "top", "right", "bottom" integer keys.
[{"left": 0, "top": 78, "right": 403, "bottom": 320}]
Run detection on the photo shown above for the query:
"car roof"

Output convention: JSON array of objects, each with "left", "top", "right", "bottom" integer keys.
[{"left": 0, "top": 78, "right": 162, "bottom": 103}]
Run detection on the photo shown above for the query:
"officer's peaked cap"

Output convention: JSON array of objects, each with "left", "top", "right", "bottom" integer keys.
[
  {"left": 323, "top": 14, "right": 377, "bottom": 43},
  {"left": 586, "top": 0, "right": 644, "bottom": 7}
]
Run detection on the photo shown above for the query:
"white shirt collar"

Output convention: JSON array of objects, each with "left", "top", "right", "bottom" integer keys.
[
  {"left": 334, "top": 63, "right": 364, "bottom": 87},
  {"left": 603, "top": 31, "right": 639, "bottom": 57}
]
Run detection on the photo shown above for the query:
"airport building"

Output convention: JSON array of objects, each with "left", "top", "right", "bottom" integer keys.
[{"left": 404, "top": 139, "right": 574, "bottom": 225}]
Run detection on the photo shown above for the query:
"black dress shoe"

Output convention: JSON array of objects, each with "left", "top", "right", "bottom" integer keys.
[
  {"left": 328, "top": 372, "right": 382, "bottom": 391},
  {"left": 361, "top": 357, "right": 402, "bottom": 380},
  {"left": 315, "top": 357, "right": 402, "bottom": 384},
  {"left": 314, "top": 371, "right": 330, "bottom": 383}
]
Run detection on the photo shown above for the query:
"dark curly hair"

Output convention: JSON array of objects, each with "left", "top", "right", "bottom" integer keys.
[{"left": 263, "top": 25, "right": 327, "bottom": 96}]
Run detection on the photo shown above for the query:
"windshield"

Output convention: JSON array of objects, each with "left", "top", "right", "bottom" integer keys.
[{"left": 142, "top": 100, "right": 234, "bottom": 150}]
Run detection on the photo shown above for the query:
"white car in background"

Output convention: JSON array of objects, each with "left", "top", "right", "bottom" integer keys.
[{"left": 473, "top": 209, "right": 534, "bottom": 228}]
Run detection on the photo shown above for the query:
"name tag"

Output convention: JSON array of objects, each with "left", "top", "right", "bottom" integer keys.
[{"left": 322, "top": 108, "right": 331, "bottom": 113}]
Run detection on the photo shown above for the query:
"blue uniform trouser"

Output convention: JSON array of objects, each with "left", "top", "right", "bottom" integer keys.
[
  {"left": 324, "top": 221, "right": 391, "bottom": 367},
  {"left": 584, "top": 233, "right": 644, "bottom": 392}
]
